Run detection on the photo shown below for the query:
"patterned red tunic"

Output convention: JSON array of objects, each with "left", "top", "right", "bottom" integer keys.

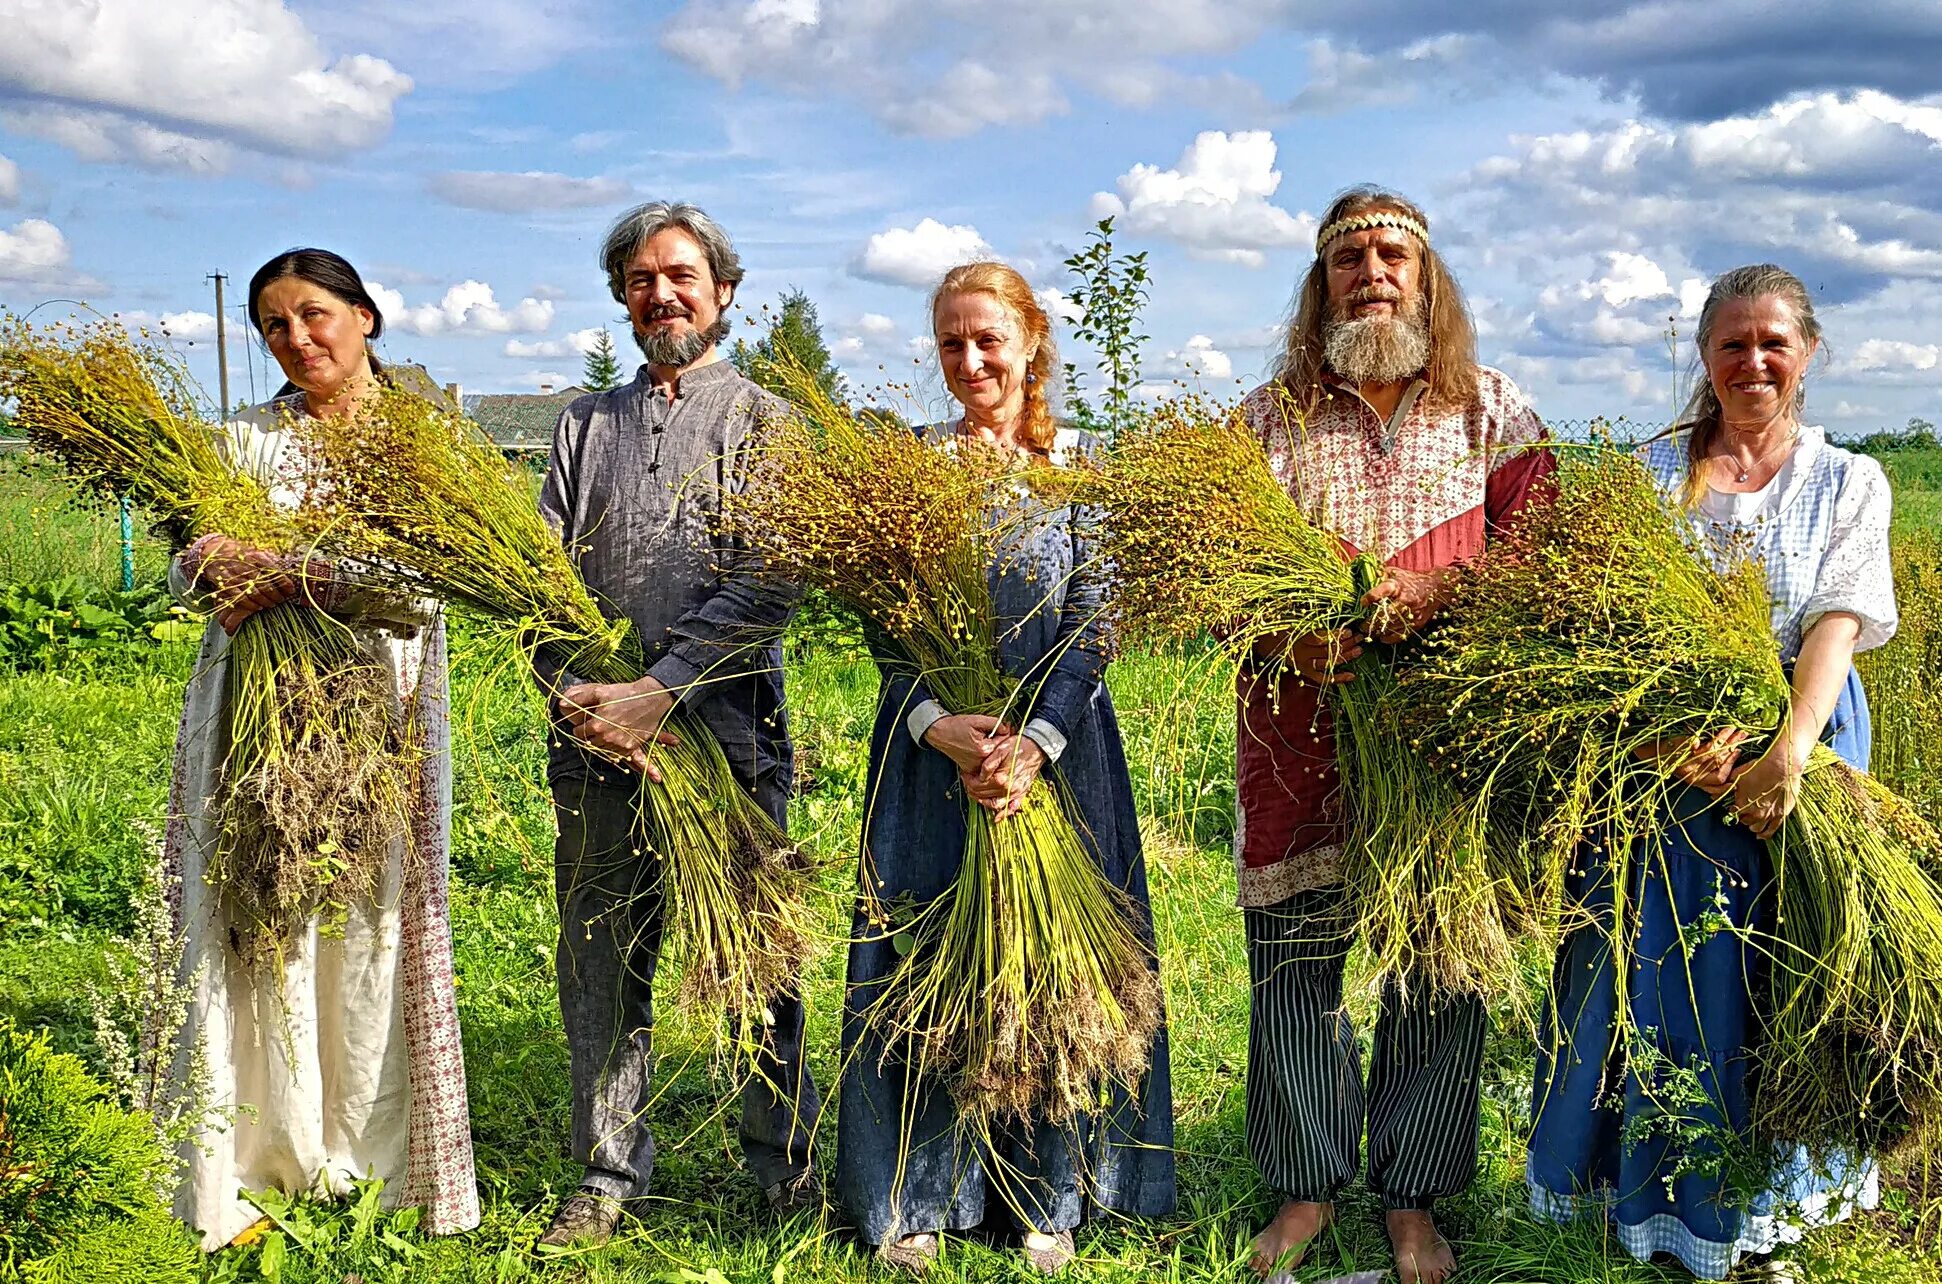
[{"left": 1233, "top": 367, "right": 1556, "bottom": 906}]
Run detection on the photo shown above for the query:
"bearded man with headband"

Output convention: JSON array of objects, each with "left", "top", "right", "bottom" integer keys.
[{"left": 1237, "top": 187, "right": 1555, "bottom": 1284}]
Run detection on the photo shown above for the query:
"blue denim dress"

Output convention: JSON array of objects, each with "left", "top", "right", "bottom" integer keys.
[{"left": 833, "top": 427, "right": 1176, "bottom": 1245}]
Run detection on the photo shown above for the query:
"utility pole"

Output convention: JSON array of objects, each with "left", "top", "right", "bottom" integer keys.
[
  {"left": 208, "top": 271, "right": 231, "bottom": 416},
  {"left": 239, "top": 302, "right": 257, "bottom": 404}
]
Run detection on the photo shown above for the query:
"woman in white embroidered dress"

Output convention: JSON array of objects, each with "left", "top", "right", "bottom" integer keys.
[
  {"left": 166, "top": 249, "right": 477, "bottom": 1247},
  {"left": 1527, "top": 264, "right": 1898, "bottom": 1278}
]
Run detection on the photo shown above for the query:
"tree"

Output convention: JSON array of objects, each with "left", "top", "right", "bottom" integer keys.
[
  {"left": 730, "top": 287, "right": 843, "bottom": 405},
  {"left": 1062, "top": 217, "right": 1150, "bottom": 440},
  {"left": 582, "top": 328, "right": 622, "bottom": 392}
]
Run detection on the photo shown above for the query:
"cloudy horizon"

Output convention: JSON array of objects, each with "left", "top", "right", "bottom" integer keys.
[{"left": 0, "top": 1, "right": 1937, "bottom": 434}]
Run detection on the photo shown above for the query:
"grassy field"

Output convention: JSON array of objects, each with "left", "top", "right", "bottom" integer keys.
[{"left": 0, "top": 453, "right": 1938, "bottom": 1283}]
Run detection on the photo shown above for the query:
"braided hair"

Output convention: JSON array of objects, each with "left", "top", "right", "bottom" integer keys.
[{"left": 930, "top": 261, "right": 1059, "bottom": 455}]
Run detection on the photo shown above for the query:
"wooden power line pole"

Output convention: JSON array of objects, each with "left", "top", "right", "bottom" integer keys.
[{"left": 208, "top": 271, "right": 230, "bottom": 415}]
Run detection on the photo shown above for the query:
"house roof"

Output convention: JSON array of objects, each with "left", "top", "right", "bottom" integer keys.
[{"left": 463, "top": 386, "right": 589, "bottom": 446}]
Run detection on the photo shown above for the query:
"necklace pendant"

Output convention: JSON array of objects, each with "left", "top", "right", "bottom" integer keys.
[{"left": 1736, "top": 468, "right": 1750, "bottom": 483}]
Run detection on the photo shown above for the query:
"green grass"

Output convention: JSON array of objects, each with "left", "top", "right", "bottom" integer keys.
[
  {"left": 0, "top": 453, "right": 171, "bottom": 593},
  {"left": 0, "top": 469, "right": 1937, "bottom": 1282}
]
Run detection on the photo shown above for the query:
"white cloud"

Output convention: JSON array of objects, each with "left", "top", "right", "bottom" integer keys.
[
  {"left": 1286, "top": 34, "right": 1477, "bottom": 115},
  {"left": 369, "top": 281, "right": 554, "bottom": 337},
  {"left": 112, "top": 309, "right": 231, "bottom": 343},
  {"left": 1595, "top": 252, "right": 1673, "bottom": 307},
  {"left": 1465, "top": 93, "right": 1942, "bottom": 289},
  {"left": 853, "top": 218, "right": 996, "bottom": 288},
  {"left": 0, "top": 155, "right": 18, "bottom": 204},
  {"left": 308, "top": 0, "right": 602, "bottom": 83},
  {"left": 1036, "top": 288, "right": 1084, "bottom": 325},
  {"left": 877, "top": 60, "right": 1067, "bottom": 137},
  {"left": 502, "top": 327, "right": 610, "bottom": 360},
  {"left": 1161, "top": 334, "right": 1234, "bottom": 380},
  {"left": 0, "top": 218, "right": 75, "bottom": 287},
  {"left": 157, "top": 309, "right": 217, "bottom": 341},
  {"left": 0, "top": 0, "right": 411, "bottom": 165},
  {"left": 1442, "top": 87, "right": 1942, "bottom": 428},
  {"left": 1091, "top": 131, "right": 1314, "bottom": 267},
  {"left": 658, "top": 0, "right": 1271, "bottom": 138},
  {"left": 1678, "top": 278, "right": 1710, "bottom": 318},
  {"left": 1582, "top": 311, "right": 1664, "bottom": 347},
  {"left": 1850, "top": 339, "right": 1940, "bottom": 372},
  {"left": 831, "top": 312, "right": 934, "bottom": 373},
  {"left": 427, "top": 171, "right": 632, "bottom": 213},
  {"left": 0, "top": 106, "right": 233, "bottom": 175},
  {"left": 515, "top": 369, "right": 574, "bottom": 391},
  {"left": 656, "top": 1, "right": 1941, "bottom": 140},
  {"left": 569, "top": 130, "right": 624, "bottom": 152}
]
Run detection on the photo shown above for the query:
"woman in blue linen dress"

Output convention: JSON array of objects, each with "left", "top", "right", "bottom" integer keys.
[
  {"left": 1526, "top": 265, "right": 1899, "bottom": 1279},
  {"left": 834, "top": 262, "right": 1175, "bottom": 1274}
]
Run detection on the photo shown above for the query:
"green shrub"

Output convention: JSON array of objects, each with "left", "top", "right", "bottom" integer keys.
[
  {"left": 0, "top": 1017, "right": 199, "bottom": 1284},
  {"left": 0, "top": 578, "right": 197, "bottom": 670}
]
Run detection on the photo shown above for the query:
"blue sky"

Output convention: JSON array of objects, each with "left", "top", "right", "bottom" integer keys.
[{"left": 1, "top": 0, "right": 1938, "bottom": 434}]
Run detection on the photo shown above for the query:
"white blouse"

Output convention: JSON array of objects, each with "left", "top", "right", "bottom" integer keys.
[{"left": 1642, "top": 425, "right": 1898, "bottom": 661}]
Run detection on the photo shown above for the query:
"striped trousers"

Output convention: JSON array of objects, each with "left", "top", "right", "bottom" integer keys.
[{"left": 1244, "top": 884, "right": 1485, "bottom": 1211}]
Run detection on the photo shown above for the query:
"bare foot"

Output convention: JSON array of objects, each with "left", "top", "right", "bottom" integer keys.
[
  {"left": 1249, "top": 1200, "right": 1334, "bottom": 1278},
  {"left": 1386, "top": 1209, "right": 1456, "bottom": 1284}
]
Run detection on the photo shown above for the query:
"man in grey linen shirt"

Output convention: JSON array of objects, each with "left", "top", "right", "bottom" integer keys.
[{"left": 535, "top": 201, "right": 821, "bottom": 1249}]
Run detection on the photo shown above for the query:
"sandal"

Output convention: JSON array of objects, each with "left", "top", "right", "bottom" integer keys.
[
  {"left": 876, "top": 1231, "right": 939, "bottom": 1275},
  {"left": 1021, "top": 1228, "right": 1075, "bottom": 1274}
]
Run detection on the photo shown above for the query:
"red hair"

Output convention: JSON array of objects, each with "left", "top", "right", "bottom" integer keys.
[{"left": 930, "top": 261, "right": 1059, "bottom": 454}]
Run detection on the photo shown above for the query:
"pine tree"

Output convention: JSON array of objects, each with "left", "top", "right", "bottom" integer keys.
[
  {"left": 0, "top": 1018, "right": 200, "bottom": 1283},
  {"left": 731, "top": 288, "right": 843, "bottom": 405},
  {"left": 582, "top": 328, "right": 622, "bottom": 392}
]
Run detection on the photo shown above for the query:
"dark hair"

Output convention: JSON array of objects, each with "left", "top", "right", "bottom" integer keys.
[
  {"left": 246, "top": 248, "right": 386, "bottom": 399},
  {"left": 247, "top": 248, "right": 385, "bottom": 338}
]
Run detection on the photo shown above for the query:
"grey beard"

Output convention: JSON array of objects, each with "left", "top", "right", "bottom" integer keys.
[
  {"left": 1323, "top": 306, "right": 1430, "bottom": 386},
  {"left": 633, "top": 315, "right": 731, "bottom": 367}
]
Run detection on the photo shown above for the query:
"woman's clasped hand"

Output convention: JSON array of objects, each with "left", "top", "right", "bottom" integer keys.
[{"left": 922, "top": 712, "right": 1046, "bottom": 820}]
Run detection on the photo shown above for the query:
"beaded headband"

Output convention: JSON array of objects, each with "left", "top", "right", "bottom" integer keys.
[{"left": 1315, "top": 210, "right": 1430, "bottom": 255}]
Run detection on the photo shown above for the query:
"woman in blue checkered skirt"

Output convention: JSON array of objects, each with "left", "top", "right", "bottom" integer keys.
[{"left": 1526, "top": 264, "right": 1899, "bottom": 1279}]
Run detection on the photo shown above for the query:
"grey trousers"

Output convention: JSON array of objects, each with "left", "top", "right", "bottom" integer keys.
[
  {"left": 1244, "top": 884, "right": 1484, "bottom": 1212},
  {"left": 553, "top": 772, "right": 821, "bottom": 1201}
]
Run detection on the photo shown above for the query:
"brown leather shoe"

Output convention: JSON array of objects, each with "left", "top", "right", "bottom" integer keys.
[{"left": 536, "top": 1190, "right": 622, "bottom": 1250}]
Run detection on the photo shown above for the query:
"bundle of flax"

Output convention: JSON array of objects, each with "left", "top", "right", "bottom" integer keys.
[
  {"left": 1058, "top": 396, "right": 1532, "bottom": 999},
  {"left": 721, "top": 362, "right": 1161, "bottom": 1129},
  {"left": 295, "top": 386, "right": 813, "bottom": 1023},
  {"left": 0, "top": 316, "right": 411, "bottom": 959},
  {"left": 1389, "top": 446, "right": 1942, "bottom": 1158}
]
